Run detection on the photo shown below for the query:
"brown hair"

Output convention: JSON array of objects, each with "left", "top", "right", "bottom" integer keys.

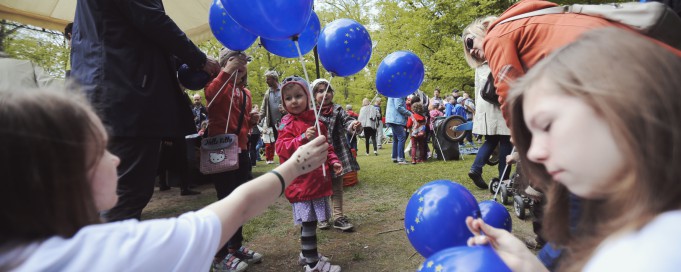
[
  {"left": 507, "top": 28, "right": 681, "bottom": 271},
  {"left": 411, "top": 102, "right": 424, "bottom": 114},
  {"left": 0, "top": 88, "right": 105, "bottom": 247}
]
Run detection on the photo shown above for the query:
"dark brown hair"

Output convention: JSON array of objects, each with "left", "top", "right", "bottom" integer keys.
[
  {"left": 507, "top": 28, "right": 681, "bottom": 271},
  {"left": 0, "top": 89, "right": 105, "bottom": 246}
]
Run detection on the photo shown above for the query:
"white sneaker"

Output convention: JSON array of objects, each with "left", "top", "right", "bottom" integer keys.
[
  {"left": 212, "top": 254, "right": 248, "bottom": 272},
  {"left": 297, "top": 253, "right": 331, "bottom": 266},
  {"left": 304, "top": 259, "right": 341, "bottom": 272}
]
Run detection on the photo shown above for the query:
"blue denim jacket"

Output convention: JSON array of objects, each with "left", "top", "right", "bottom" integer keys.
[{"left": 385, "top": 97, "right": 411, "bottom": 126}]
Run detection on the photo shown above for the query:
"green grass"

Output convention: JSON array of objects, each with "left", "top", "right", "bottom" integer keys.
[{"left": 142, "top": 142, "right": 535, "bottom": 271}]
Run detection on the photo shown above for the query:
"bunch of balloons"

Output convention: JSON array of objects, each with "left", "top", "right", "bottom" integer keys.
[
  {"left": 404, "top": 180, "right": 513, "bottom": 271},
  {"left": 207, "top": 0, "right": 373, "bottom": 78}
]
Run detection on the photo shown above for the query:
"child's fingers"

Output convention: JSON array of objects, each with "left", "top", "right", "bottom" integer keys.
[{"left": 465, "top": 216, "right": 481, "bottom": 236}]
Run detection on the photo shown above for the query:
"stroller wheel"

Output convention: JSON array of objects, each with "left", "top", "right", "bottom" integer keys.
[
  {"left": 489, "top": 178, "right": 500, "bottom": 194},
  {"left": 514, "top": 195, "right": 526, "bottom": 219},
  {"left": 486, "top": 146, "right": 499, "bottom": 166},
  {"left": 500, "top": 184, "right": 510, "bottom": 205}
]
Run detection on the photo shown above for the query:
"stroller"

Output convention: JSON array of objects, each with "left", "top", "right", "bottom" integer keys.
[
  {"left": 491, "top": 161, "right": 537, "bottom": 220},
  {"left": 382, "top": 126, "right": 393, "bottom": 145}
]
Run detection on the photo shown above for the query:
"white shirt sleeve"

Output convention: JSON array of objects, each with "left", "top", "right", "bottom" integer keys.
[
  {"left": 584, "top": 211, "right": 681, "bottom": 272},
  {"left": 14, "top": 210, "right": 222, "bottom": 272}
]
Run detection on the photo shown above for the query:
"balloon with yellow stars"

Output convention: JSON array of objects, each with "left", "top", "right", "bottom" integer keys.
[
  {"left": 209, "top": 0, "right": 257, "bottom": 51},
  {"left": 404, "top": 180, "right": 481, "bottom": 257},
  {"left": 418, "top": 246, "right": 511, "bottom": 272},
  {"left": 261, "top": 11, "right": 320, "bottom": 58},
  {"left": 375, "top": 51, "right": 425, "bottom": 98},
  {"left": 317, "top": 18, "right": 372, "bottom": 77},
  {"left": 222, "top": 0, "right": 313, "bottom": 40}
]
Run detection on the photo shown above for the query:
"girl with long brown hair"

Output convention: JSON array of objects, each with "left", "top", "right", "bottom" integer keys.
[
  {"left": 0, "top": 88, "right": 331, "bottom": 271},
  {"left": 466, "top": 27, "right": 681, "bottom": 271}
]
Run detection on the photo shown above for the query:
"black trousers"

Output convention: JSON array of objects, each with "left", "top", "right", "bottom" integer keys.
[
  {"left": 210, "top": 152, "right": 253, "bottom": 258},
  {"left": 158, "top": 137, "right": 193, "bottom": 190},
  {"left": 363, "top": 127, "right": 377, "bottom": 153},
  {"left": 102, "top": 137, "right": 161, "bottom": 222}
]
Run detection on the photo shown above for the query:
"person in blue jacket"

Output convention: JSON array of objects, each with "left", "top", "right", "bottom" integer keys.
[{"left": 385, "top": 97, "right": 412, "bottom": 164}]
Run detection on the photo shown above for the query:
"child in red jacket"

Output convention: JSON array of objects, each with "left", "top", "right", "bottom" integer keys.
[
  {"left": 410, "top": 102, "right": 428, "bottom": 164},
  {"left": 275, "top": 76, "right": 342, "bottom": 272}
]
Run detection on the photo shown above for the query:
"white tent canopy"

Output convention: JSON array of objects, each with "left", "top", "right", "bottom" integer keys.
[{"left": 0, "top": 0, "right": 215, "bottom": 43}]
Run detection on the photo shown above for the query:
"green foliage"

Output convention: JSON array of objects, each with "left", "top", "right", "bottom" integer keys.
[
  {"left": 4, "top": 0, "right": 629, "bottom": 109},
  {"left": 3, "top": 28, "right": 69, "bottom": 79}
]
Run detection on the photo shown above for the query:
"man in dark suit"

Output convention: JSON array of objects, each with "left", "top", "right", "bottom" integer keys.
[{"left": 71, "top": 0, "right": 220, "bottom": 221}]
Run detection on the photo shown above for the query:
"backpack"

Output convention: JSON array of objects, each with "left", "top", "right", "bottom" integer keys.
[{"left": 498, "top": 2, "right": 681, "bottom": 50}]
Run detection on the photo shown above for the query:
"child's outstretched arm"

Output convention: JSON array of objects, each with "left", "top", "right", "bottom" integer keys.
[{"left": 203, "top": 136, "right": 329, "bottom": 247}]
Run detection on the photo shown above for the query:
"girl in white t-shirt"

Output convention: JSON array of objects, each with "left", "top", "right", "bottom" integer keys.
[
  {"left": 0, "top": 88, "right": 331, "bottom": 271},
  {"left": 465, "top": 28, "right": 681, "bottom": 271}
]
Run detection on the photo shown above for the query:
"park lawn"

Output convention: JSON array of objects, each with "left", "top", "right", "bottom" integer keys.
[{"left": 142, "top": 142, "right": 535, "bottom": 271}]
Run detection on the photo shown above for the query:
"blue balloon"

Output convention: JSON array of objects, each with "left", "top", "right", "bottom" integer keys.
[
  {"left": 317, "top": 19, "right": 372, "bottom": 77},
  {"left": 479, "top": 200, "right": 513, "bottom": 232},
  {"left": 418, "top": 246, "right": 511, "bottom": 272},
  {"left": 209, "top": 0, "right": 257, "bottom": 51},
  {"left": 178, "top": 64, "right": 211, "bottom": 90},
  {"left": 261, "top": 12, "right": 320, "bottom": 58},
  {"left": 222, "top": 0, "right": 313, "bottom": 40},
  {"left": 405, "top": 180, "right": 481, "bottom": 257},
  {"left": 376, "top": 51, "right": 425, "bottom": 98}
]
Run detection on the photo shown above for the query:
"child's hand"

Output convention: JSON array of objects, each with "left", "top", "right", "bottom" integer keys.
[
  {"left": 351, "top": 121, "right": 362, "bottom": 132},
  {"left": 465, "top": 217, "right": 546, "bottom": 272},
  {"left": 332, "top": 163, "right": 343, "bottom": 175},
  {"left": 304, "top": 126, "right": 317, "bottom": 141},
  {"left": 222, "top": 56, "right": 247, "bottom": 77},
  {"left": 506, "top": 152, "right": 519, "bottom": 164},
  {"left": 289, "top": 136, "right": 329, "bottom": 176}
]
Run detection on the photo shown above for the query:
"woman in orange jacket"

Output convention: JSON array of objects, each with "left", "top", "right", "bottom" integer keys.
[{"left": 462, "top": 0, "right": 681, "bottom": 122}]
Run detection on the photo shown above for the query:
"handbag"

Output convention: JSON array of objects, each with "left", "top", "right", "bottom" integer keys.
[
  {"left": 497, "top": 2, "right": 681, "bottom": 50},
  {"left": 480, "top": 72, "right": 500, "bottom": 106},
  {"left": 200, "top": 73, "right": 248, "bottom": 174}
]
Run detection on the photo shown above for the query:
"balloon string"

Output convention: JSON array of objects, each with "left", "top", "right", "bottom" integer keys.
[{"left": 294, "top": 39, "right": 326, "bottom": 177}]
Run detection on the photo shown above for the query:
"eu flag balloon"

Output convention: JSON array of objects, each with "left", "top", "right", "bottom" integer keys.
[
  {"left": 405, "top": 180, "right": 481, "bottom": 257},
  {"left": 317, "top": 19, "right": 372, "bottom": 77},
  {"left": 376, "top": 51, "right": 425, "bottom": 98}
]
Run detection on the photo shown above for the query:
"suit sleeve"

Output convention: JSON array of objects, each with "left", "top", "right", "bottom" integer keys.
[{"left": 113, "top": 0, "right": 206, "bottom": 69}]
